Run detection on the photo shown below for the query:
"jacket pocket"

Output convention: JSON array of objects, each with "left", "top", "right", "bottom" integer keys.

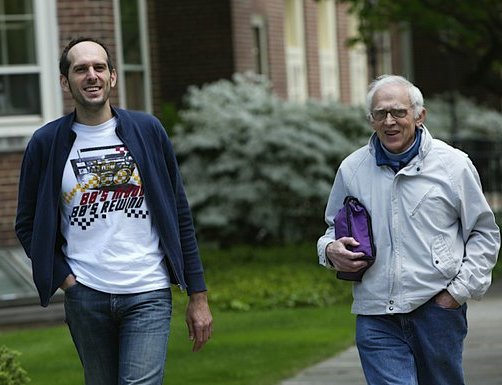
[{"left": 431, "top": 234, "right": 459, "bottom": 278}]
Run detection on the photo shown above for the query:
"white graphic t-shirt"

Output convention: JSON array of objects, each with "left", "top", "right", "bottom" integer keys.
[{"left": 60, "top": 117, "right": 169, "bottom": 293}]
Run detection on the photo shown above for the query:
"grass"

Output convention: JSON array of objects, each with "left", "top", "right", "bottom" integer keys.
[
  {"left": 165, "top": 304, "right": 355, "bottom": 385},
  {"left": 0, "top": 304, "right": 356, "bottom": 385},
  {"left": 192, "top": 243, "right": 353, "bottom": 311},
  {"left": 3, "top": 237, "right": 498, "bottom": 385},
  {"left": 0, "top": 242, "right": 357, "bottom": 385}
]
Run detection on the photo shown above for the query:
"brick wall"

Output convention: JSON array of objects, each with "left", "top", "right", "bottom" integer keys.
[
  {"left": 229, "top": 0, "right": 356, "bottom": 102},
  {"left": 146, "top": 0, "right": 162, "bottom": 116},
  {"left": 231, "top": 1, "right": 254, "bottom": 75},
  {"left": 335, "top": 1, "right": 353, "bottom": 104},
  {"left": 0, "top": 152, "right": 23, "bottom": 246},
  {"left": 57, "top": 0, "right": 119, "bottom": 114},
  {"left": 149, "top": 1, "right": 235, "bottom": 108},
  {"left": 230, "top": 0, "right": 293, "bottom": 101},
  {"left": 258, "top": 0, "right": 288, "bottom": 99},
  {"left": 53, "top": 0, "right": 364, "bottom": 110}
]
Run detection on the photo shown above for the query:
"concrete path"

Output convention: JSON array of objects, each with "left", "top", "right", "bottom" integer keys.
[{"left": 279, "top": 279, "right": 502, "bottom": 385}]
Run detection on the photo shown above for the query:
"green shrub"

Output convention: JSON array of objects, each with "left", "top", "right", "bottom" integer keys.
[
  {"left": 173, "top": 73, "right": 364, "bottom": 245},
  {"left": 0, "top": 346, "right": 30, "bottom": 385},
  {"left": 425, "top": 93, "right": 502, "bottom": 141},
  {"left": 170, "top": 74, "right": 502, "bottom": 247},
  {"left": 160, "top": 102, "right": 181, "bottom": 136}
]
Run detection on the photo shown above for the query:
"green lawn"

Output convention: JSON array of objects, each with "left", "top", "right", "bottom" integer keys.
[
  {"left": 0, "top": 242, "right": 358, "bottom": 384},
  {"left": 0, "top": 304, "right": 356, "bottom": 385},
  {"left": 5, "top": 238, "right": 497, "bottom": 385}
]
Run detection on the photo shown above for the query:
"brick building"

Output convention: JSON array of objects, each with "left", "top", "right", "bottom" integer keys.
[
  {"left": 0, "top": 0, "right": 390, "bottom": 252},
  {"left": 0, "top": 0, "right": 410, "bottom": 250}
]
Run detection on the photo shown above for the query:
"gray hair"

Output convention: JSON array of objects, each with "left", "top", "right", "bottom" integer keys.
[{"left": 366, "top": 75, "right": 424, "bottom": 119}]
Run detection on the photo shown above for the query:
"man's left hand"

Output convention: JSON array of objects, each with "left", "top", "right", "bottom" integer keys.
[
  {"left": 435, "top": 290, "right": 461, "bottom": 309},
  {"left": 186, "top": 291, "right": 213, "bottom": 352}
]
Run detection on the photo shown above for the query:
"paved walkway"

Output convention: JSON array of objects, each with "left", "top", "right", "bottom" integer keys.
[{"left": 279, "top": 279, "right": 502, "bottom": 385}]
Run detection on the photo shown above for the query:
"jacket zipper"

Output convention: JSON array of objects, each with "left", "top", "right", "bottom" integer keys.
[{"left": 366, "top": 210, "right": 376, "bottom": 257}]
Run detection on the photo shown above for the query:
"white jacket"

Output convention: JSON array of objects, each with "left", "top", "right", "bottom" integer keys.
[{"left": 318, "top": 126, "right": 500, "bottom": 315}]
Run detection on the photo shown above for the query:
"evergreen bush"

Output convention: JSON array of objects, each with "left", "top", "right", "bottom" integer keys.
[{"left": 0, "top": 346, "right": 30, "bottom": 385}]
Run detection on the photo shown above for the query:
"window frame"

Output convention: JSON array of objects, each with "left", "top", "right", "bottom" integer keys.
[
  {"left": 251, "top": 14, "right": 269, "bottom": 77},
  {"left": 317, "top": 0, "right": 340, "bottom": 101},
  {"left": 0, "top": 0, "right": 62, "bottom": 140},
  {"left": 114, "top": 0, "right": 152, "bottom": 113},
  {"left": 284, "top": 0, "right": 308, "bottom": 102}
]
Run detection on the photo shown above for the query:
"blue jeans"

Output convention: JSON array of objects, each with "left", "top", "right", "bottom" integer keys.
[
  {"left": 356, "top": 298, "right": 468, "bottom": 385},
  {"left": 64, "top": 283, "right": 172, "bottom": 385}
]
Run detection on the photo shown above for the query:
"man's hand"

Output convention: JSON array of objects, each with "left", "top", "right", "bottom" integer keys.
[
  {"left": 186, "top": 291, "right": 213, "bottom": 352},
  {"left": 59, "top": 274, "right": 77, "bottom": 291},
  {"left": 326, "top": 238, "right": 367, "bottom": 272},
  {"left": 435, "top": 290, "right": 461, "bottom": 309}
]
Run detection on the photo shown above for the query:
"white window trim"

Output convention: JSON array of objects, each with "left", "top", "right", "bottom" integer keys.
[
  {"left": 0, "top": 0, "right": 62, "bottom": 139},
  {"left": 317, "top": 0, "right": 340, "bottom": 101},
  {"left": 375, "top": 31, "right": 392, "bottom": 75},
  {"left": 285, "top": 0, "right": 308, "bottom": 102},
  {"left": 113, "top": 0, "right": 152, "bottom": 113}
]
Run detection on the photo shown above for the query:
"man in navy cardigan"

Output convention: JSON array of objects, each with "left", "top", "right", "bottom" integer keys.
[{"left": 15, "top": 37, "right": 212, "bottom": 385}]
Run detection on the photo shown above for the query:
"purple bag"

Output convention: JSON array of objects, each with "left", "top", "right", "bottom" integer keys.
[{"left": 334, "top": 196, "right": 376, "bottom": 281}]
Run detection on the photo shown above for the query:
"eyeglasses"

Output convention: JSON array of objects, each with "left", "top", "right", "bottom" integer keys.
[{"left": 371, "top": 108, "right": 410, "bottom": 121}]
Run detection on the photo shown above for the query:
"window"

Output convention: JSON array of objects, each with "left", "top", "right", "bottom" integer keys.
[
  {"left": 317, "top": 0, "right": 340, "bottom": 100},
  {"left": 0, "top": 0, "right": 39, "bottom": 117},
  {"left": 0, "top": 0, "right": 62, "bottom": 139},
  {"left": 398, "top": 26, "right": 414, "bottom": 80},
  {"left": 251, "top": 15, "right": 269, "bottom": 76},
  {"left": 374, "top": 31, "right": 392, "bottom": 75},
  {"left": 115, "top": 0, "right": 151, "bottom": 112},
  {"left": 284, "top": 0, "right": 307, "bottom": 102}
]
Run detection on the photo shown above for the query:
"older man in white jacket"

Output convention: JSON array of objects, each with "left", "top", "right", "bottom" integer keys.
[{"left": 318, "top": 75, "right": 500, "bottom": 385}]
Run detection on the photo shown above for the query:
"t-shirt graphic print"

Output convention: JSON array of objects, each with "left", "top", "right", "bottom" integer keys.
[
  {"left": 63, "top": 144, "right": 147, "bottom": 230},
  {"left": 60, "top": 118, "right": 169, "bottom": 294}
]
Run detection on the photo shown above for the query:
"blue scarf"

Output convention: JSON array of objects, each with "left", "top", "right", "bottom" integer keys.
[{"left": 375, "top": 128, "right": 422, "bottom": 173}]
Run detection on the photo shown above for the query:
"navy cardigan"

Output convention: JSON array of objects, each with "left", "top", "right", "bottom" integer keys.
[{"left": 15, "top": 107, "right": 207, "bottom": 307}]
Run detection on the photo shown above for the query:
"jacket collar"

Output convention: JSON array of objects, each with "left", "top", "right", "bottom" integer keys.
[
  {"left": 374, "top": 129, "right": 422, "bottom": 172},
  {"left": 54, "top": 107, "right": 128, "bottom": 159},
  {"left": 61, "top": 105, "right": 124, "bottom": 131}
]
